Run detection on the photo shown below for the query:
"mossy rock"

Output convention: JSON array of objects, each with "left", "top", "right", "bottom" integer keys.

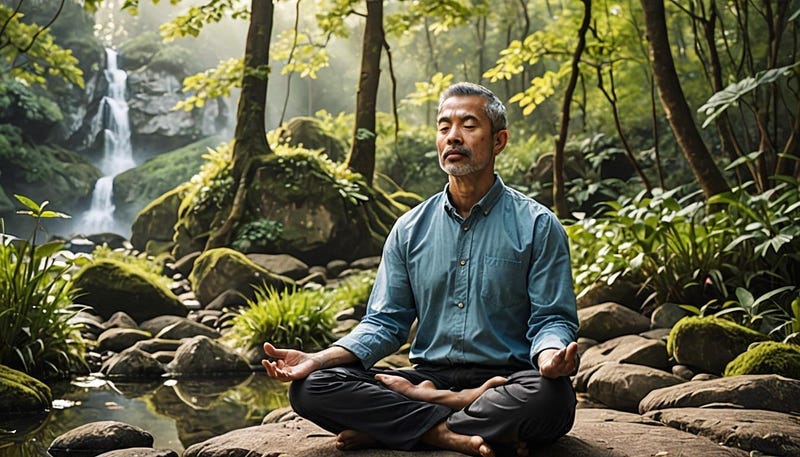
[
  {"left": 667, "top": 316, "right": 770, "bottom": 375},
  {"left": 0, "top": 364, "right": 52, "bottom": 413},
  {"left": 724, "top": 341, "right": 800, "bottom": 379},
  {"left": 115, "top": 136, "right": 219, "bottom": 222},
  {"left": 73, "top": 259, "right": 187, "bottom": 323},
  {"left": 130, "top": 184, "right": 189, "bottom": 252},
  {"left": 278, "top": 117, "right": 347, "bottom": 162},
  {"left": 189, "top": 248, "right": 295, "bottom": 306}
]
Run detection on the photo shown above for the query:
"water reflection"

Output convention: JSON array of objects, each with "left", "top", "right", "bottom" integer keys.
[{"left": 0, "top": 373, "right": 289, "bottom": 457}]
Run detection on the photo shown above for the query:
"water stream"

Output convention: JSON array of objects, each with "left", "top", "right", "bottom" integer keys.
[{"left": 73, "top": 48, "right": 136, "bottom": 236}]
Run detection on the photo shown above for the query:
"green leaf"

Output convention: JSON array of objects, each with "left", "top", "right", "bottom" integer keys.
[
  {"left": 735, "top": 287, "right": 755, "bottom": 308},
  {"left": 14, "top": 194, "right": 41, "bottom": 213}
]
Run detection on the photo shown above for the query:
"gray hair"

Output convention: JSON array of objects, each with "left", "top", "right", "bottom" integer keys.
[{"left": 438, "top": 82, "right": 507, "bottom": 133}]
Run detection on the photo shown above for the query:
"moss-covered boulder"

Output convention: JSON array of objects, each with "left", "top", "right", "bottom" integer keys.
[
  {"left": 667, "top": 316, "right": 770, "bottom": 375},
  {"left": 278, "top": 117, "right": 347, "bottom": 162},
  {"left": 0, "top": 364, "right": 52, "bottom": 413},
  {"left": 115, "top": 136, "right": 220, "bottom": 222},
  {"left": 130, "top": 184, "right": 189, "bottom": 253},
  {"left": 73, "top": 259, "right": 188, "bottom": 323},
  {"left": 189, "top": 248, "right": 294, "bottom": 306},
  {"left": 724, "top": 341, "right": 800, "bottom": 379}
]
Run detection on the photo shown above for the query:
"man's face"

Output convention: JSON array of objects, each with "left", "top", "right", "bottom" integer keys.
[{"left": 436, "top": 95, "right": 504, "bottom": 178}]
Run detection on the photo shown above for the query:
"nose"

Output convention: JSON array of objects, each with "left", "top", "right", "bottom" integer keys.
[{"left": 446, "top": 126, "right": 462, "bottom": 145}]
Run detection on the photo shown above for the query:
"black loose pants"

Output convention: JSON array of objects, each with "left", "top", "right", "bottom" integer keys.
[{"left": 289, "top": 363, "right": 576, "bottom": 451}]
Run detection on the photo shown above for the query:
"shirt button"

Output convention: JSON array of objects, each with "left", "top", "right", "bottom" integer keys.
[
  {"left": 457, "top": 302, "right": 464, "bottom": 308},
  {"left": 459, "top": 259, "right": 466, "bottom": 266},
  {"left": 463, "top": 226, "right": 469, "bottom": 232}
]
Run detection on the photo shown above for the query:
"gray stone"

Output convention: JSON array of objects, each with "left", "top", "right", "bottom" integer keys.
[
  {"left": 297, "top": 271, "right": 327, "bottom": 287},
  {"left": 101, "top": 347, "right": 164, "bottom": 379},
  {"left": 205, "top": 289, "right": 248, "bottom": 311},
  {"left": 247, "top": 253, "right": 309, "bottom": 280},
  {"left": 579, "top": 334, "right": 671, "bottom": 372},
  {"left": 139, "top": 315, "right": 186, "bottom": 336},
  {"left": 133, "top": 338, "right": 183, "bottom": 353},
  {"left": 97, "top": 328, "right": 153, "bottom": 353},
  {"left": 575, "top": 279, "right": 642, "bottom": 310},
  {"left": 171, "top": 251, "right": 202, "bottom": 277},
  {"left": 650, "top": 302, "right": 689, "bottom": 329},
  {"left": 577, "top": 302, "right": 651, "bottom": 342},
  {"left": 48, "top": 421, "right": 153, "bottom": 457},
  {"left": 646, "top": 408, "right": 800, "bottom": 457},
  {"left": 586, "top": 363, "right": 685, "bottom": 412},
  {"left": 639, "top": 374, "right": 800, "bottom": 415},
  {"left": 350, "top": 256, "right": 381, "bottom": 270},
  {"left": 155, "top": 318, "right": 220, "bottom": 340},
  {"left": 97, "top": 448, "right": 178, "bottom": 457},
  {"left": 671, "top": 364, "right": 696, "bottom": 380},
  {"left": 325, "top": 259, "right": 348, "bottom": 278},
  {"left": 103, "top": 312, "right": 139, "bottom": 330},
  {"left": 165, "top": 336, "right": 250, "bottom": 376}
]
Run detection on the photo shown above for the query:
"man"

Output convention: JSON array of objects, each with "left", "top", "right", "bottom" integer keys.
[{"left": 263, "top": 82, "right": 579, "bottom": 457}]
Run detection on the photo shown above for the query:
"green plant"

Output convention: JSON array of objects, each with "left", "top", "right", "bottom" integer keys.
[
  {"left": 231, "top": 219, "right": 284, "bottom": 252},
  {"left": 0, "top": 195, "right": 86, "bottom": 379},
  {"left": 327, "top": 270, "right": 376, "bottom": 311},
  {"left": 224, "top": 286, "right": 336, "bottom": 352},
  {"left": 89, "top": 244, "right": 170, "bottom": 288}
]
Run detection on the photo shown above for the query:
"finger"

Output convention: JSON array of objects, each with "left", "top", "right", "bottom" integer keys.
[{"left": 263, "top": 342, "right": 286, "bottom": 358}]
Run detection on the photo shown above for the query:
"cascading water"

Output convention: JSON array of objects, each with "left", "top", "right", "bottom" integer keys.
[{"left": 74, "top": 48, "right": 136, "bottom": 235}]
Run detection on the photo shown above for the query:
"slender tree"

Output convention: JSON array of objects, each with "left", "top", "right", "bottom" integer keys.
[
  {"left": 641, "top": 0, "right": 729, "bottom": 199},
  {"left": 346, "top": 0, "right": 383, "bottom": 186}
]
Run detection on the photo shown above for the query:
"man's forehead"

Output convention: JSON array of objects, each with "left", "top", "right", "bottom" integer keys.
[{"left": 437, "top": 96, "right": 488, "bottom": 122}]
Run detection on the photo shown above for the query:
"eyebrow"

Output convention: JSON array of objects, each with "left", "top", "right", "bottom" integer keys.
[{"left": 437, "top": 114, "right": 480, "bottom": 124}]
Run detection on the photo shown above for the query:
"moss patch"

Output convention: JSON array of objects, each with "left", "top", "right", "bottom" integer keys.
[
  {"left": 0, "top": 364, "right": 52, "bottom": 413},
  {"left": 724, "top": 341, "right": 800, "bottom": 379}
]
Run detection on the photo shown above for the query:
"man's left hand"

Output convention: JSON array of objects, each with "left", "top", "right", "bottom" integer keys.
[{"left": 537, "top": 342, "right": 579, "bottom": 379}]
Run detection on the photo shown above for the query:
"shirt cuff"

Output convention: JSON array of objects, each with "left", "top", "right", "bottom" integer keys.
[
  {"left": 333, "top": 335, "right": 378, "bottom": 369},
  {"left": 530, "top": 333, "right": 567, "bottom": 368}
]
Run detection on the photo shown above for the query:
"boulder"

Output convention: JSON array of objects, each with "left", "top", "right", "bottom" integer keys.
[
  {"left": 585, "top": 363, "right": 685, "bottom": 412},
  {"left": 724, "top": 341, "right": 800, "bottom": 378},
  {"left": 575, "top": 279, "right": 642, "bottom": 310},
  {"left": 101, "top": 347, "right": 164, "bottom": 379},
  {"left": 638, "top": 374, "right": 800, "bottom": 414},
  {"left": 97, "top": 328, "right": 153, "bottom": 353},
  {"left": 96, "top": 449, "right": 178, "bottom": 457},
  {"left": 133, "top": 338, "right": 183, "bottom": 353},
  {"left": 130, "top": 185, "right": 187, "bottom": 252},
  {"left": 48, "top": 421, "right": 153, "bottom": 457},
  {"left": 104, "top": 312, "right": 139, "bottom": 330},
  {"left": 667, "top": 316, "right": 770, "bottom": 375},
  {"left": 350, "top": 256, "right": 382, "bottom": 270},
  {"left": 577, "top": 302, "right": 651, "bottom": 341},
  {"left": 650, "top": 302, "right": 690, "bottom": 329},
  {"left": 579, "top": 334, "right": 671, "bottom": 372},
  {"left": 165, "top": 336, "right": 250, "bottom": 376},
  {"left": 73, "top": 259, "right": 188, "bottom": 322},
  {"left": 139, "top": 315, "right": 185, "bottom": 336},
  {"left": 154, "top": 318, "right": 221, "bottom": 340},
  {"left": 189, "top": 248, "right": 294, "bottom": 307},
  {"left": 278, "top": 116, "right": 347, "bottom": 162},
  {"left": 646, "top": 408, "right": 800, "bottom": 457},
  {"left": 246, "top": 253, "right": 309, "bottom": 280},
  {"left": 0, "top": 364, "right": 52, "bottom": 413}
]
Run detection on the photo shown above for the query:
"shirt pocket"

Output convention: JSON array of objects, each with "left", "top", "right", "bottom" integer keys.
[{"left": 479, "top": 254, "right": 528, "bottom": 306}]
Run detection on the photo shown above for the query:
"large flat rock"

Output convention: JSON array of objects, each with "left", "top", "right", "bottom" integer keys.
[{"left": 183, "top": 408, "right": 748, "bottom": 457}]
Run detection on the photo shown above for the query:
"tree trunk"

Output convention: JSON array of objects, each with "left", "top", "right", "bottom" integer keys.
[
  {"left": 641, "top": 0, "right": 730, "bottom": 199},
  {"left": 346, "top": 0, "right": 383, "bottom": 186},
  {"left": 205, "top": 0, "right": 274, "bottom": 249},
  {"left": 553, "top": 0, "right": 591, "bottom": 217}
]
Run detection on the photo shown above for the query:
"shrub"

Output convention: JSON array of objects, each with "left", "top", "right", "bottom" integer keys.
[{"left": 0, "top": 196, "right": 86, "bottom": 379}]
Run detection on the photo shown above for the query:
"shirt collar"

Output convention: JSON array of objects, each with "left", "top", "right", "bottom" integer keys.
[{"left": 442, "top": 174, "right": 505, "bottom": 218}]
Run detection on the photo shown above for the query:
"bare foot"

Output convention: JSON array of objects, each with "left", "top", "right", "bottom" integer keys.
[
  {"left": 375, "top": 374, "right": 508, "bottom": 410},
  {"left": 421, "top": 421, "right": 494, "bottom": 457},
  {"left": 335, "top": 430, "right": 377, "bottom": 450},
  {"left": 516, "top": 441, "right": 529, "bottom": 456}
]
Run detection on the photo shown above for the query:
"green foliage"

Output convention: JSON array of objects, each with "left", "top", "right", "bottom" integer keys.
[
  {"left": 0, "top": 78, "right": 63, "bottom": 129},
  {"left": 0, "top": 196, "right": 85, "bottom": 379},
  {"left": 231, "top": 219, "right": 284, "bottom": 253},
  {"left": 174, "top": 58, "right": 243, "bottom": 111},
  {"left": 402, "top": 72, "right": 454, "bottom": 107},
  {"left": 159, "top": 0, "right": 250, "bottom": 41},
  {"left": 327, "top": 269, "right": 377, "bottom": 312},
  {"left": 89, "top": 244, "right": 170, "bottom": 288},
  {"left": 183, "top": 142, "right": 235, "bottom": 217},
  {"left": 0, "top": 4, "right": 84, "bottom": 88},
  {"left": 224, "top": 286, "right": 336, "bottom": 352},
  {"left": 272, "top": 29, "right": 330, "bottom": 79}
]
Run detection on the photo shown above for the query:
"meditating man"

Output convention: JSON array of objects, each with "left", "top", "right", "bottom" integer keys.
[{"left": 262, "top": 82, "right": 579, "bottom": 457}]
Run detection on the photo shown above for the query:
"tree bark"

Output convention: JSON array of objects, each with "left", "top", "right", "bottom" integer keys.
[
  {"left": 553, "top": 0, "right": 591, "bottom": 217},
  {"left": 641, "top": 0, "right": 730, "bottom": 198},
  {"left": 346, "top": 0, "right": 383, "bottom": 186},
  {"left": 205, "top": 0, "right": 274, "bottom": 250}
]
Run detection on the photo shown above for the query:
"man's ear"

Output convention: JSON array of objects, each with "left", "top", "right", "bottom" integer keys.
[{"left": 493, "top": 129, "right": 509, "bottom": 155}]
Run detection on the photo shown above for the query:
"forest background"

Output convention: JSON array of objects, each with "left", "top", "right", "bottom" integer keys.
[{"left": 1, "top": 0, "right": 799, "bottom": 380}]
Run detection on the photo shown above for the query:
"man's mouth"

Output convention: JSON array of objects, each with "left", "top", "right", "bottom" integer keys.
[{"left": 444, "top": 146, "right": 470, "bottom": 159}]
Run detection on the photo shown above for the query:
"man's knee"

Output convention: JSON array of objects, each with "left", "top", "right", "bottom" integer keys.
[{"left": 511, "top": 375, "right": 576, "bottom": 442}]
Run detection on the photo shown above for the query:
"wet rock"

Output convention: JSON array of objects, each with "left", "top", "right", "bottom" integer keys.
[
  {"left": 97, "top": 328, "right": 153, "bottom": 353},
  {"left": 103, "top": 312, "right": 139, "bottom": 330},
  {"left": 585, "top": 363, "right": 685, "bottom": 412},
  {"left": 48, "top": 421, "right": 153, "bottom": 457},
  {"left": 577, "top": 302, "right": 651, "bottom": 342},
  {"left": 101, "top": 347, "right": 164, "bottom": 379},
  {"left": 170, "top": 251, "right": 202, "bottom": 277},
  {"left": 165, "top": 336, "right": 250, "bottom": 377},
  {"left": 73, "top": 259, "right": 188, "bottom": 322},
  {"left": 140, "top": 315, "right": 185, "bottom": 336},
  {"left": 0, "top": 364, "right": 52, "bottom": 413},
  {"left": 638, "top": 374, "right": 800, "bottom": 414},
  {"left": 155, "top": 318, "right": 221, "bottom": 340},
  {"left": 205, "top": 289, "right": 248, "bottom": 311},
  {"left": 646, "top": 408, "right": 800, "bottom": 456},
  {"left": 133, "top": 338, "right": 183, "bottom": 353},
  {"left": 247, "top": 253, "right": 309, "bottom": 280},
  {"left": 667, "top": 316, "right": 770, "bottom": 375}
]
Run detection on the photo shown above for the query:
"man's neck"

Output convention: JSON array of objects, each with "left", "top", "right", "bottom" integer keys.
[{"left": 447, "top": 173, "right": 495, "bottom": 218}]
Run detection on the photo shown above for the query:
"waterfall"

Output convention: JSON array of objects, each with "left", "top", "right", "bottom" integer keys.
[{"left": 75, "top": 48, "right": 135, "bottom": 235}]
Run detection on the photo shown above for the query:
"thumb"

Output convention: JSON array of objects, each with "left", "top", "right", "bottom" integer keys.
[{"left": 263, "top": 342, "right": 287, "bottom": 358}]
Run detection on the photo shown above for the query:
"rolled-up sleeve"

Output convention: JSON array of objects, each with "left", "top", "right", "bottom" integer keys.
[
  {"left": 526, "top": 212, "right": 579, "bottom": 367},
  {"left": 334, "top": 226, "right": 417, "bottom": 368}
]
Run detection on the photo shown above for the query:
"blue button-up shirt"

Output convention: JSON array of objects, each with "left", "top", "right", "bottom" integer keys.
[{"left": 335, "top": 175, "right": 578, "bottom": 369}]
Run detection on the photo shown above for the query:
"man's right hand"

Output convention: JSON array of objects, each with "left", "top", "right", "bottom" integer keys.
[{"left": 261, "top": 342, "right": 320, "bottom": 382}]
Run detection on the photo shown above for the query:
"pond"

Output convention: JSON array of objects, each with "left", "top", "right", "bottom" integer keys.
[{"left": 0, "top": 373, "right": 290, "bottom": 457}]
